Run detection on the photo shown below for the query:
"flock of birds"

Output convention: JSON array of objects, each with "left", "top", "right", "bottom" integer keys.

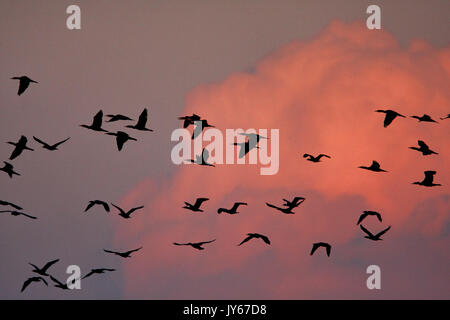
[{"left": 3, "top": 76, "right": 448, "bottom": 293}]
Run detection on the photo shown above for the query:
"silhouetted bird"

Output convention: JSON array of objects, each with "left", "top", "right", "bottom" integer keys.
[
  {"left": 375, "top": 109, "right": 406, "bottom": 127},
  {"left": 188, "top": 148, "right": 215, "bottom": 167},
  {"left": 82, "top": 268, "right": 115, "bottom": 280},
  {"left": 0, "top": 200, "right": 22, "bottom": 210},
  {"left": 266, "top": 197, "right": 305, "bottom": 214},
  {"left": 440, "top": 114, "right": 450, "bottom": 120},
  {"left": 238, "top": 233, "right": 271, "bottom": 246},
  {"left": 409, "top": 140, "right": 438, "bottom": 156},
  {"left": 217, "top": 202, "right": 247, "bottom": 214},
  {"left": 106, "top": 114, "right": 133, "bottom": 122},
  {"left": 80, "top": 110, "right": 108, "bottom": 132},
  {"left": 106, "top": 131, "right": 137, "bottom": 151},
  {"left": 173, "top": 240, "right": 216, "bottom": 250},
  {"left": 360, "top": 225, "right": 391, "bottom": 241},
  {"left": 49, "top": 276, "right": 69, "bottom": 290},
  {"left": 233, "top": 133, "right": 267, "bottom": 158},
  {"left": 21, "top": 277, "right": 47, "bottom": 292},
  {"left": 357, "top": 211, "right": 382, "bottom": 225},
  {"left": 126, "top": 108, "right": 153, "bottom": 131},
  {"left": 310, "top": 242, "right": 331, "bottom": 257},
  {"left": 33, "top": 136, "right": 70, "bottom": 151},
  {"left": 112, "top": 204, "right": 144, "bottom": 219},
  {"left": 303, "top": 153, "right": 331, "bottom": 163},
  {"left": 11, "top": 76, "right": 38, "bottom": 96},
  {"left": 0, "top": 210, "right": 37, "bottom": 219},
  {"left": 359, "top": 160, "right": 387, "bottom": 172},
  {"left": 29, "top": 259, "right": 59, "bottom": 276},
  {"left": 411, "top": 114, "right": 438, "bottom": 123},
  {"left": 192, "top": 120, "right": 214, "bottom": 139},
  {"left": 183, "top": 198, "right": 209, "bottom": 212},
  {"left": 103, "top": 247, "right": 143, "bottom": 258},
  {"left": 0, "top": 162, "right": 20, "bottom": 178},
  {"left": 178, "top": 114, "right": 201, "bottom": 128},
  {"left": 412, "top": 171, "right": 441, "bottom": 187},
  {"left": 8, "top": 135, "right": 34, "bottom": 160},
  {"left": 84, "top": 200, "right": 110, "bottom": 213}
]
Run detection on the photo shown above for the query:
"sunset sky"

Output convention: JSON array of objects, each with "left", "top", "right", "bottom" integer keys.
[{"left": 0, "top": 0, "right": 448, "bottom": 299}]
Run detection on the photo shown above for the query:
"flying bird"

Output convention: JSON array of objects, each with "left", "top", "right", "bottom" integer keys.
[
  {"left": 359, "top": 160, "right": 387, "bottom": 172},
  {"left": 173, "top": 240, "right": 216, "bottom": 251},
  {"left": 112, "top": 204, "right": 144, "bottom": 219},
  {"left": 303, "top": 153, "right": 331, "bottom": 163},
  {"left": 29, "top": 259, "right": 60, "bottom": 276},
  {"left": 0, "top": 200, "right": 22, "bottom": 210},
  {"left": 80, "top": 110, "right": 108, "bottom": 132},
  {"left": 360, "top": 225, "right": 391, "bottom": 241},
  {"left": 106, "top": 114, "right": 133, "bottom": 122},
  {"left": 84, "top": 200, "right": 110, "bottom": 213},
  {"left": 411, "top": 114, "right": 438, "bottom": 123},
  {"left": 21, "top": 277, "right": 47, "bottom": 292},
  {"left": 266, "top": 197, "right": 305, "bottom": 214},
  {"left": 126, "top": 108, "right": 153, "bottom": 131},
  {"left": 11, "top": 76, "right": 38, "bottom": 95},
  {"left": 0, "top": 162, "right": 20, "bottom": 178},
  {"left": 7, "top": 135, "right": 34, "bottom": 160},
  {"left": 238, "top": 233, "right": 271, "bottom": 246},
  {"left": 103, "top": 247, "right": 143, "bottom": 258},
  {"left": 178, "top": 113, "right": 201, "bottom": 128},
  {"left": 412, "top": 171, "right": 441, "bottom": 187},
  {"left": 357, "top": 211, "right": 382, "bottom": 225},
  {"left": 81, "top": 268, "right": 115, "bottom": 280},
  {"left": 217, "top": 202, "right": 247, "bottom": 214},
  {"left": 440, "top": 114, "right": 450, "bottom": 120},
  {"left": 188, "top": 148, "right": 215, "bottom": 167},
  {"left": 310, "top": 242, "right": 331, "bottom": 257},
  {"left": 233, "top": 133, "right": 267, "bottom": 158},
  {"left": 409, "top": 140, "right": 438, "bottom": 156},
  {"left": 106, "top": 131, "right": 137, "bottom": 151},
  {"left": 183, "top": 198, "right": 209, "bottom": 212},
  {"left": 192, "top": 119, "right": 214, "bottom": 139},
  {"left": 375, "top": 109, "right": 406, "bottom": 127},
  {"left": 0, "top": 210, "right": 37, "bottom": 219},
  {"left": 33, "top": 136, "right": 70, "bottom": 151}
]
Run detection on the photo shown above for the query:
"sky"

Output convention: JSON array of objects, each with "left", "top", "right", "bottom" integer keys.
[{"left": 0, "top": 0, "right": 449, "bottom": 299}]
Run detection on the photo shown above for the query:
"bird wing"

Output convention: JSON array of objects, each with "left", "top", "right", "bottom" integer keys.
[
  {"left": 137, "top": 109, "right": 148, "bottom": 127},
  {"left": 116, "top": 135, "right": 126, "bottom": 151},
  {"left": 383, "top": 112, "right": 396, "bottom": 127},
  {"left": 101, "top": 202, "right": 110, "bottom": 212},
  {"left": 127, "top": 206, "right": 144, "bottom": 216},
  {"left": 0, "top": 200, "right": 22, "bottom": 210},
  {"left": 194, "top": 198, "right": 209, "bottom": 208},
  {"left": 318, "top": 154, "right": 331, "bottom": 159},
  {"left": 371, "top": 161, "right": 381, "bottom": 169},
  {"left": 192, "top": 123, "right": 203, "bottom": 139},
  {"left": 259, "top": 234, "right": 271, "bottom": 245},
  {"left": 357, "top": 212, "right": 368, "bottom": 225},
  {"left": 183, "top": 119, "right": 191, "bottom": 128},
  {"left": 238, "top": 235, "right": 253, "bottom": 246},
  {"left": 49, "top": 275, "right": 64, "bottom": 286},
  {"left": 127, "top": 247, "right": 143, "bottom": 254},
  {"left": 9, "top": 146, "right": 23, "bottom": 160},
  {"left": 360, "top": 225, "right": 374, "bottom": 237},
  {"left": 198, "top": 239, "right": 216, "bottom": 246},
  {"left": 103, "top": 249, "right": 119, "bottom": 255},
  {"left": 17, "top": 79, "right": 30, "bottom": 95},
  {"left": 84, "top": 201, "right": 95, "bottom": 212},
  {"left": 52, "top": 137, "right": 71, "bottom": 148},
  {"left": 417, "top": 140, "right": 427, "bottom": 149},
  {"left": 266, "top": 202, "right": 283, "bottom": 212},
  {"left": 202, "top": 148, "right": 210, "bottom": 162},
  {"left": 173, "top": 242, "right": 188, "bottom": 246},
  {"left": 20, "top": 212, "right": 37, "bottom": 219},
  {"left": 376, "top": 226, "right": 391, "bottom": 238},
  {"left": 111, "top": 204, "right": 125, "bottom": 215},
  {"left": 82, "top": 271, "right": 94, "bottom": 279},
  {"left": 92, "top": 110, "right": 104, "bottom": 128},
  {"left": 423, "top": 171, "right": 436, "bottom": 184},
  {"left": 33, "top": 136, "right": 49, "bottom": 147},
  {"left": 310, "top": 243, "right": 320, "bottom": 255},
  {"left": 325, "top": 244, "right": 331, "bottom": 256},
  {"left": 21, "top": 278, "right": 33, "bottom": 292},
  {"left": 41, "top": 259, "right": 59, "bottom": 272}
]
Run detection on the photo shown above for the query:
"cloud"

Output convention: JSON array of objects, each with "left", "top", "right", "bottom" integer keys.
[{"left": 114, "top": 20, "right": 449, "bottom": 298}]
